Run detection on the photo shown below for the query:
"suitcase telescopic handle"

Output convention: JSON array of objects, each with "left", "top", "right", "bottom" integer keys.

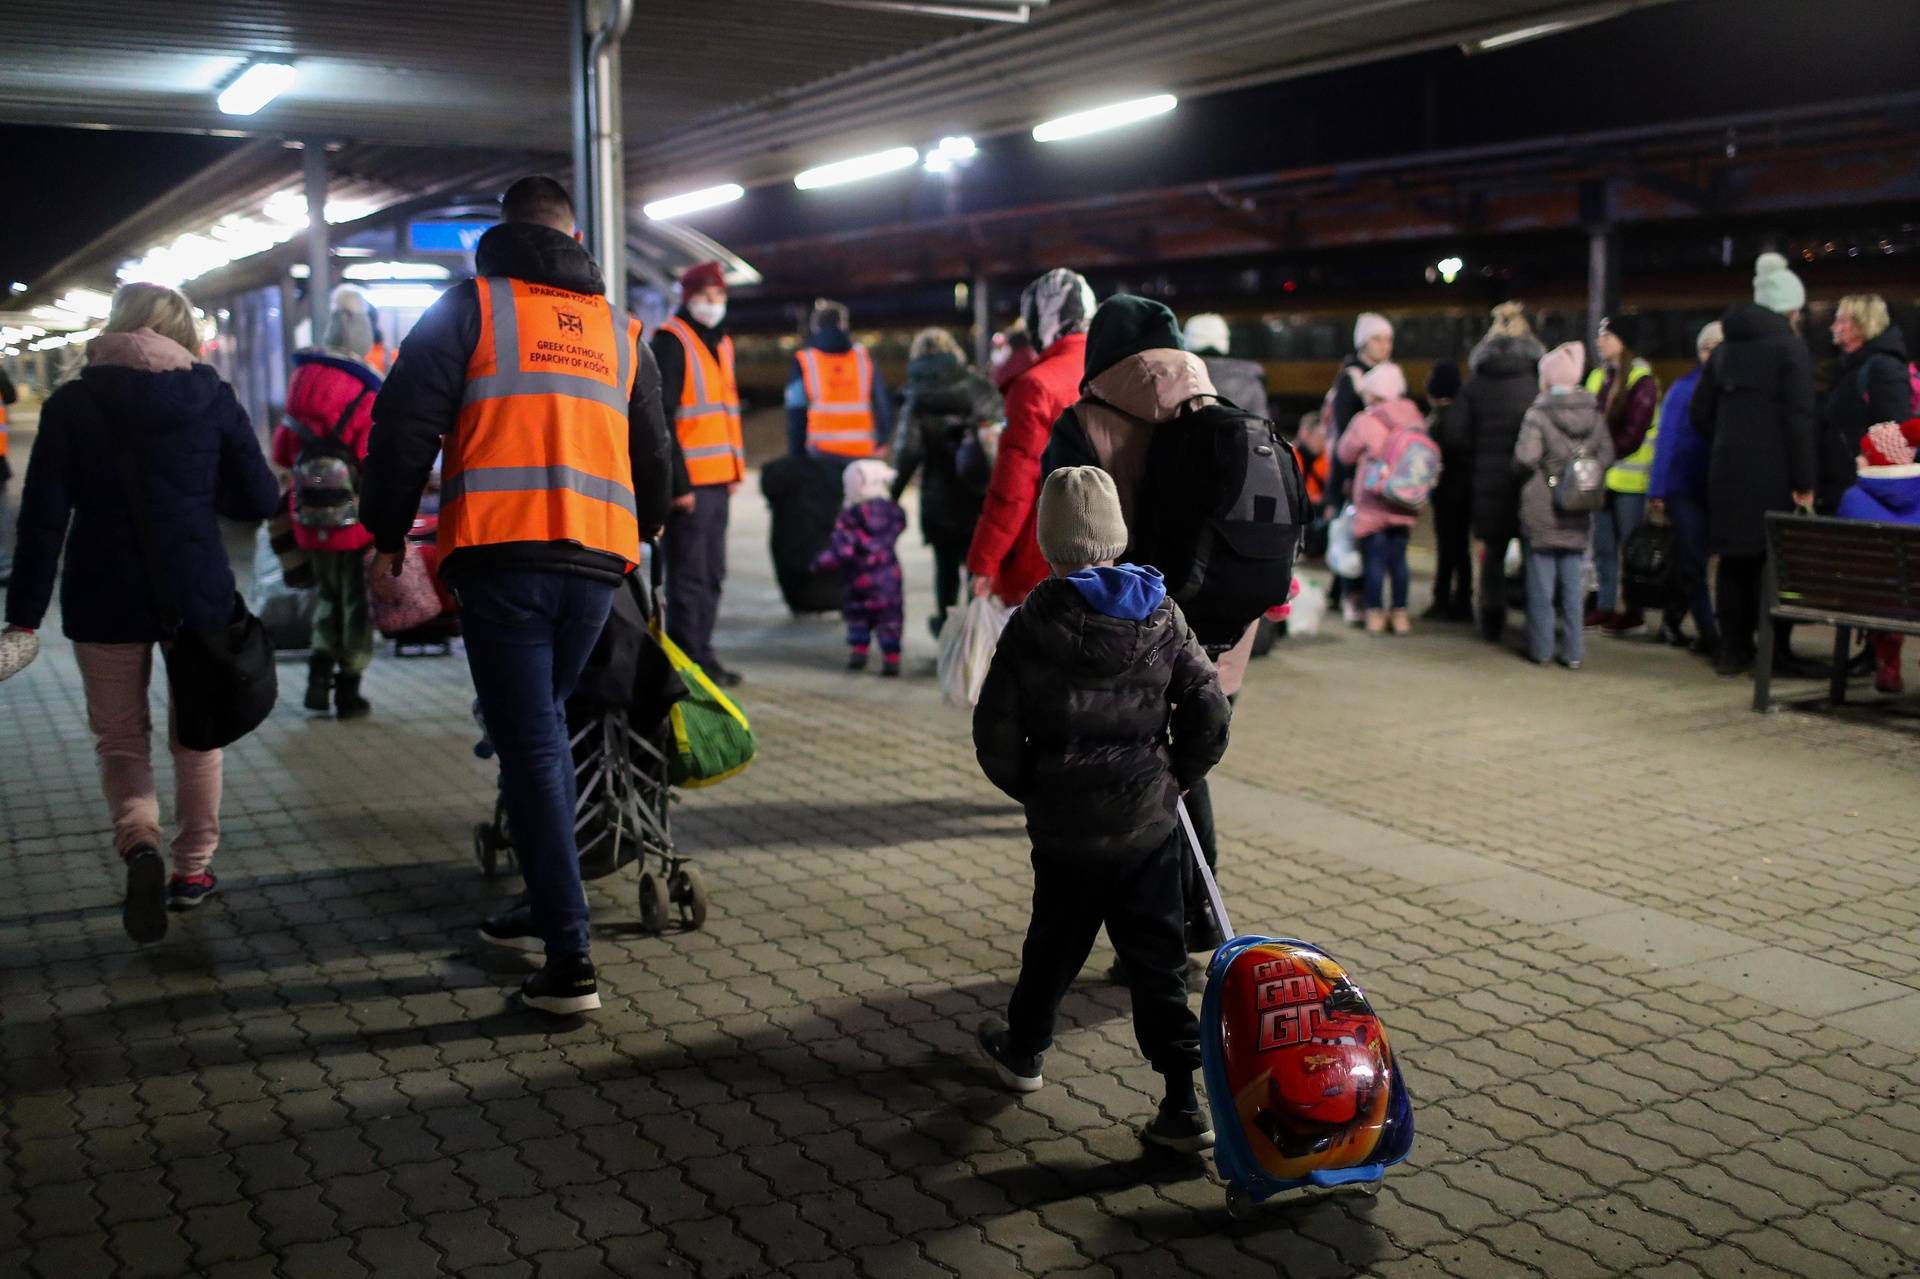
[{"left": 1178, "top": 797, "right": 1234, "bottom": 940}]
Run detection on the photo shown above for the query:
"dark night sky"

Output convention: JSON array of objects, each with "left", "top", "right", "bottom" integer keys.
[{"left": 0, "top": 0, "right": 1913, "bottom": 290}]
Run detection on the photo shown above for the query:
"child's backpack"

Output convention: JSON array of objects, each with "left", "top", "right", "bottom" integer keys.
[
  {"left": 286, "top": 389, "right": 371, "bottom": 530},
  {"left": 1549, "top": 444, "right": 1607, "bottom": 513},
  {"left": 1359, "top": 426, "right": 1441, "bottom": 511},
  {"left": 1132, "top": 396, "right": 1306, "bottom": 651}
]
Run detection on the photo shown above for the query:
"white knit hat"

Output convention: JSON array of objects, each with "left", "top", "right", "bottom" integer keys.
[
  {"left": 1182, "top": 313, "right": 1231, "bottom": 356},
  {"left": 841, "top": 458, "right": 896, "bottom": 506},
  {"left": 1036, "top": 466, "right": 1128, "bottom": 568},
  {"left": 1753, "top": 252, "right": 1806, "bottom": 315},
  {"left": 1358, "top": 361, "right": 1407, "bottom": 403},
  {"left": 1353, "top": 312, "right": 1393, "bottom": 352}
]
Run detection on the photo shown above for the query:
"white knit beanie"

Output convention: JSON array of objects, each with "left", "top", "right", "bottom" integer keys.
[
  {"left": 1036, "top": 466, "right": 1128, "bottom": 568},
  {"left": 841, "top": 458, "right": 896, "bottom": 506},
  {"left": 1753, "top": 252, "right": 1806, "bottom": 315},
  {"left": 1183, "top": 313, "right": 1231, "bottom": 356},
  {"left": 1358, "top": 361, "right": 1407, "bottom": 403},
  {"left": 325, "top": 285, "right": 376, "bottom": 359},
  {"left": 1353, "top": 312, "right": 1393, "bottom": 353}
]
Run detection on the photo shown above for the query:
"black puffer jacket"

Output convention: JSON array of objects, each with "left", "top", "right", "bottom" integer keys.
[
  {"left": 362, "top": 222, "right": 673, "bottom": 585},
  {"left": 1692, "top": 303, "right": 1817, "bottom": 557},
  {"left": 1463, "top": 334, "right": 1544, "bottom": 541},
  {"left": 973, "top": 573, "right": 1229, "bottom": 858},
  {"left": 1818, "top": 325, "right": 1912, "bottom": 511}
]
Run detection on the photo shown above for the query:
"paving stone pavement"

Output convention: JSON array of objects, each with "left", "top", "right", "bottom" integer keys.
[{"left": 3, "top": 456, "right": 1919, "bottom": 1278}]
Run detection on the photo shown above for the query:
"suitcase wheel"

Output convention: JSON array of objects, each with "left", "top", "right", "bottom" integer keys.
[{"left": 1225, "top": 1184, "right": 1258, "bottom": 1221}]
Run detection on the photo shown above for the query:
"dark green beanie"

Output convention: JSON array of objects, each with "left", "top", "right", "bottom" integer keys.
[{"left": 1083, "top": 294, "right": 1183, "bottom": 383}]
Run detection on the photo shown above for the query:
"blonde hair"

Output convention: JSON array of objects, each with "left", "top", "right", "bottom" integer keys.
[
  {"left": 105, "top": 282, "right": 201, "bottom": 357},
  {"left": 1836, "top": 294, "right": 1891, "bottom": 343},
  {"left": 909, "top": 327, "right": 964, "bottom": 361},
  {"left": 1488, "top": 300, "right": 1531, "bottom": 340}
]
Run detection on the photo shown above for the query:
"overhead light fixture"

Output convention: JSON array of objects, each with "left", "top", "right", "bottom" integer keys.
[
  {"left": 359, "top": 284, "right": 449, "bottom": 310},
  {"left": 1435, "top": 257, "right": 1464, "bottom": 284},
  {"left": 58, "top": 289, "right": 114, "bottom": 319},
  {"left": 1461, "top": 7, "right": 1627, "bottom": 54},
  {"left": 8, "top": 282, "right": 25, "bottom": 294},
  {"left": 341, "top": 261, "right": 453, "bottom": 282},
  {"left": 1032, "top": 94, "right": 1176, "bottom": 143},
  {"left": 216, "top": 62, "right": 297, "bottom": 117},
  {"left": 644, "top": 183, "right": 746, "bottom": 221},
  {"left": 924, "top": 135, "right": 977, "bottom": 174},
  {"left": 794, "top": 147, "right": 920, "bottom": 191}
]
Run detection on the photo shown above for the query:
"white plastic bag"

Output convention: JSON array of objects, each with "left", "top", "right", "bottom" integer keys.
[
  {"left": 1287, "top": 576, "right": 1327, "bottom": 637},
  {"left": 1326, "top": 504, "right": 1362, "bottom": 580},
  {"left": 938, "top": 593, "right": 1011, "bottom": 708}
]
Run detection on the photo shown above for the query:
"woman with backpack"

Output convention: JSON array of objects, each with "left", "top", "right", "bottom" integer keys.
[
  {"left": 3, "top": 283, "right": 280, "bottom": 941},
  {"left": 1515, "top": 343, "right": 1614, "bottom": 669},
  {"left": 1587, "top": 315, "right": 1660, "bottom": 636},
  {"left": 1335, "top": 362, "right": 1430, "bottom": 635},
  {"left": 888, "top": 327, "right": 1003, "bottom": 637},
  {"left": 271, "top": 287, "right": 383, "bottom": 718}
]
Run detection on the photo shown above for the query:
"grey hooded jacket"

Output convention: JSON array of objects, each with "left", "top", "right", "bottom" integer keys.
[{"left": 1513, "top": 389, "right": 1615, "bottom": 552}]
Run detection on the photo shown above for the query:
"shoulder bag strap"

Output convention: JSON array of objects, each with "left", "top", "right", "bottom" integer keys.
[{"left": 94, "top": 392, "right": 186, "bottom": 638}]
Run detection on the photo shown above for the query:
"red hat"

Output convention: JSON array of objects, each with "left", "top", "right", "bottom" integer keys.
[
  {"left": 1859, "top": 418, "right": 1920, "bottom": 468},
  {"left": 679, "top": 260, "right": 727, "bottom": 295}
]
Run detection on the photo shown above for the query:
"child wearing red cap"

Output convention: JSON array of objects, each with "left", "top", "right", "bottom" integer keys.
[{"left": 1836, "top": 418, "right": 1920, "bottom": 692}]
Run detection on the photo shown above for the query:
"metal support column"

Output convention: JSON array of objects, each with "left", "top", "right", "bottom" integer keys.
[
  {"left": 302, "top": 142, "right": 331, "bottom": 340},
  {"left": 571, "top": 0, "right": 633, "bottom": 308},
  {"left": 1580, "top": 179, "right": 1618, "bottom": 365},
  {"left": 971, "top": 271, "right": 991, "bottom": 370}
]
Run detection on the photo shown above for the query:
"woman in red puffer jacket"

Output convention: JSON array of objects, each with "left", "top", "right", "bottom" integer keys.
[
  {"left": 966, "top": 269, "right": 1093, "bottom": 605},
  {"left": 270, "top": 287, "right": 383, "bottom": 719}
]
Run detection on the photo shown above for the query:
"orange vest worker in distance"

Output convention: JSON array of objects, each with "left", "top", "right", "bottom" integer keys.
[
  {"left": 659, "top": 314, "right": 744, "bottom": 487},
  {"left": 797, "top": 345, "right": 877, "bottom": 458}
]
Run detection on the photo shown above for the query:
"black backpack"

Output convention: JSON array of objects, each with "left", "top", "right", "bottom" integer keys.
[
  {"left": 1131, "top": 397, "right": 1305, "bottom": 651},
  {"left": 285, "top": 388, "right": 371, "bottom": 531}
]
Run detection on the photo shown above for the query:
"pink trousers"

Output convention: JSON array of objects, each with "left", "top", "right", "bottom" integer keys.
[{"left": 71, "top": 641, "right": 223, "bottom": 877}]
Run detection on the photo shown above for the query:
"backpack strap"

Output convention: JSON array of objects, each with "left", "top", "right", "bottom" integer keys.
[{"left": 287, "top": 387, "right": 373, "bottom": 449}]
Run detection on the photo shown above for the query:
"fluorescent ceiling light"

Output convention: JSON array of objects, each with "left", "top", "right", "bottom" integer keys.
[
  {"left": 8, "top": 282, "right": 25, "bottom": 293},
  {"left": 1461, "top": 7, "right": 1626, "bottom": 54},
  {"left": 217, "top": 62, "right": 297, "bottom": 117},
  {"left": 1032, "top": 93, "right": 1176, "bottom": 143},
  {"left": 794, "top": 147, "right": 920, "bottom": 191},
  {"left": 58, "top": 289, "right": 113, "bottom": 319},
  {"left": 924, "top": 135, "right": 977, "bottom": 173},
  {"left": 360, "top": 284, "right": 448, "bottom": 310},
  {"left": 31, "top": 306, "right": 88, "bottom": 329},
  {"left": 341, "top": 261, "right": 453, "bottom": 282},
  {"left": 644, "top": 183, "right": 745, "bottom": 221}
]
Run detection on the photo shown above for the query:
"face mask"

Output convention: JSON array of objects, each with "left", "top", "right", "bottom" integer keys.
[{"left": 688, "top": 299, "right": 726, "bottom": 328}]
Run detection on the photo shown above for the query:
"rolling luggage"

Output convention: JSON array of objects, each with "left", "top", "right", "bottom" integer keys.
[
  {"left": 761, "top": 454, "right": 846, "bottom": 615},
  {"left": 1180, "top": 802, "right": 1414, "bottom": 1217}
]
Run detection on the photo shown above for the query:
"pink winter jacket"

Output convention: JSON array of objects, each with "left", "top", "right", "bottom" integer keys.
[
  {"left": 270, "top": 351, "right": 382, "bottom": 552},
  {"left": 1336, "top": 396, "right": 1428, "bottom": 538}
]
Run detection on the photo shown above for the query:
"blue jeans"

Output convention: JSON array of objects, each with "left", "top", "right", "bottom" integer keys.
[
  {"left": 1665, "top": 495, "right": 1718, "bottom": 644},
  {"left": 1526, "top": 548, "right": 1585, "bottom": 665},
  {"left": 458, "top": 570, "right": 616, "bottom": 959},
  {"left": 1592, "top": 491, "right": 1647, "bottom": 613},
  {"left": 1360, "top": 529, "right": 1410, "bottom": 610}
]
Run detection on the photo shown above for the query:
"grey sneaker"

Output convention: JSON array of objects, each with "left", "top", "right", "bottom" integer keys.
[
  {"left": 1142, "top": 1100, "right": 1215, "bottom": 1153},
  {"left": 975, "top": 1017, "right": 1043, "bottom": 1093}
]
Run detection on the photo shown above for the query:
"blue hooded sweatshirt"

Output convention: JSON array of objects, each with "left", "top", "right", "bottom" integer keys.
[
  {"left": 1065, "top": 564, "right": 1166, "bottom": 621},
  {"left": 1836, "top": 467, "right": 1920, "bottom": 526}
]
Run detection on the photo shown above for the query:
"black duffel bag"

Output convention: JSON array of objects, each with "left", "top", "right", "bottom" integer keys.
[
  {"left": 107, "top": 412, "right": 277, "bottom": 751},
  {"left": 1621, "top": 519, "right": 1676, "bottom": 614}
]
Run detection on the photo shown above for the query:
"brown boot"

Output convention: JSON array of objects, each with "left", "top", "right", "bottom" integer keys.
[
  {"left": 1391, "top": 608, "right": 1413, "bottom": 636},
  {"left": 1364, "top": 609, "right": 1388, "bottom": 635}
]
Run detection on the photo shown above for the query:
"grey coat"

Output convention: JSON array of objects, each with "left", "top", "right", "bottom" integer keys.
[{"left": 1513, "top": 389, "right": 1615, "bottom": 552}]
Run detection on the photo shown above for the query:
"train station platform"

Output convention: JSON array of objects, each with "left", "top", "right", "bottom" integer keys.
[{"left": 3, "top": 465, "right": 1918, "bottom": 1278}]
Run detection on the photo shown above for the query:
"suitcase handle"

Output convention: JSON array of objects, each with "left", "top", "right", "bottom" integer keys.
[{"left": 1178, "top": 797, "right": 1234, "bottom": 941}]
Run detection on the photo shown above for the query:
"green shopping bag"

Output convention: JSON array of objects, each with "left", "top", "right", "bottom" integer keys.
[{"left": 649, "top": 618, "right": 756, "bottom": 788}]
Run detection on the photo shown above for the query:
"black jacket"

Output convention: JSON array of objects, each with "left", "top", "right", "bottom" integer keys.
[
  {"left": 7, "top": 362, "right": 279, "bottom": 642},
  {"left": 648, "top": 307, "right": 712, "bottom": 498},
  {"left": 361, "top": 222, "right": 673, "bottom": 585},
  {"left": 972, "top": 577, "right": 1229, "bottom": 858},
  {"left": 889, "top": 352, "right": 1002, "bottom": 547},
  {"left": 1692, "top": 303, "right": 1817, "bottom": 557},
  {"left": 1462, "top": 334, "right": 1544, "bottom": 541},
  {"left": 1818, "top": 325, "right": 1911, "bottom": 511}
]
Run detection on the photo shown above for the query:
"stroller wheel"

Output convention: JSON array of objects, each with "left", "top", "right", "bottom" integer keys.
[
  {"left": 639, "top": 872, "right": 670, "bottom": 934},
  {"left": 670, "top": 865, "right": 708, "bottom": 930},
  {"left": 474, "top": 822, "right": 499, "bottom": 879}
]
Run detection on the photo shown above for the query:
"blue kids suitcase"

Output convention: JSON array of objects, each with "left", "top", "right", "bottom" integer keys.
[{"left": 1179, "top": 801, "right": 1415, "bottom": 1218}]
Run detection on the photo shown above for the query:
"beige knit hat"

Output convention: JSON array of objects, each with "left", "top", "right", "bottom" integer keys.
[{"left": 1036, "top": 466, "right": 1128, "bottom": 568}]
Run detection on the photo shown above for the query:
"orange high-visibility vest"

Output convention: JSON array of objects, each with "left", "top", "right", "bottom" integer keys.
[
  {"left": 797, "top": 346, "right": 877, "bottom": 458},
  {"left": 660, "top": 316, "right": 744, "bottom": 487},
  {"left": 365, "top": 341, "right": 393, "bottom": 375},
  {"left": 440, "top": 276, "right": 643, "bottom": 568}
]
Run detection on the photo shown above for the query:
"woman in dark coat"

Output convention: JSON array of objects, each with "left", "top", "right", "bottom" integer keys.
[
  {"left": 1691, "top": 254, "right": 1817, "bottom": 676},
  {"left": 1819, "top": 294, "right": 1912, "bottom": 512},
  {"left": 888, "top": 327, "right": 1002, "bottom": 636},
  {"left": 1461, "top": 302, "right": 1544, "bottom": 642},
  {"left": 4, "top": 283, "right": 280, "bottom": 943}
]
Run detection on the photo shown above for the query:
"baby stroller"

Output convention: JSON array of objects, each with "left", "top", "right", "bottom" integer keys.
[{"left": 471, "top": 558, "right": 708, "bottom": 933}]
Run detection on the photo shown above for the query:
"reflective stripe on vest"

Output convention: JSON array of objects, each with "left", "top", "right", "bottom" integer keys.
[
  {"left": 661, "top": 316, "right": 744, "bottom": 487},
  {"left": 442, "top": 277, "right": 642, "bottom": 567},
  {"left": 797, "top": 346, "right": 876, "bottom": 458},
  {"left": 1590, "top": 361, "right": 1658, "bottom": 494}
]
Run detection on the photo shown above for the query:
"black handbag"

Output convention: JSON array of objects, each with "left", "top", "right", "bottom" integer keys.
[{"left": 104, "top": 402, "right": 278, "bottom": 751}]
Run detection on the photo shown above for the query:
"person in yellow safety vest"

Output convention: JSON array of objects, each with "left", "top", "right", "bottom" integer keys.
[
  {"left": 360, "top": 175, "right": 674, "bottom": 1017},
  {"left": 651, "top": 260, "right": 746, "bottom": 687},
  {"left": 786, "top": 297, "right": 892, "bottom": 460},
  {"left": 1586, "top": 313, "right": 1660, "bottom": 636}
]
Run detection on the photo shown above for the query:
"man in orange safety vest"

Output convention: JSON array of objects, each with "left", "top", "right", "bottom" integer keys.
[{"left": 786, "top": 298, "right": 892, "bottom": 460}]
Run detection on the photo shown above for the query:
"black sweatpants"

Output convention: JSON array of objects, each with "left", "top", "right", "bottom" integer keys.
[
  {"left": 1432, "top": 493, "right": 1473, "bottom": 613},
  {"left": 1006, "top": 829, "right": 1201, "bottom": 1076},
  {"left": 931, "top": 536, "right": 968, "bottom": 631}
]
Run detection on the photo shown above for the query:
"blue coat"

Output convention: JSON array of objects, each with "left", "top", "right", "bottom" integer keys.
[
  {"left": 1836, "top": 469, "right": 1920, "bottom": 527},
  {"left": 1647, "top": 365, "right": 1709, "bottom": 504},
  {"left": 6, "top": 361, "right": 280, "bottom": 642}
]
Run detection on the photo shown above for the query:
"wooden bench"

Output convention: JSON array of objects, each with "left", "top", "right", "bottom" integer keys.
[{"left": 1756, "top": 512, "right": 1920, "bottom": 712}]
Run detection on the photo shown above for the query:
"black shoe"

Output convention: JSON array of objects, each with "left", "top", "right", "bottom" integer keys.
[
  {"left": 122, "top": 846, "right": 168, "bottom": 944},
  {"left": 1690, "top": 635, "right": 1720, "bottom": 658},
  {"left": 1447, "top": 599, "right": 1476, "bottom": 623},
  {"left": 479, "top": 903, "right": 543, "bottom": 954},
  {"left": 334, "top": 672, "right": 371, "bottom": 720},
  {"left": 1419, "top": 601, "right": 1449, "bottom": 622},
  {"left": 520, "top": 956, "right": 601, "bottom": 1014},
  {"left": 1715, "top": 648, "right": 1755, "bottom": 678},
  {"left": 928, "top": 614, "right": 946, "bottom": 641},
  {"left": 1141, "top": 1099, "right": 1215, "bottom": 1153},
  {"left": 1477, "top": 610, "right": 1505, "bottom": 643},
  {"left": 707, "top": 662, "right": 744, "bottom": 688},
  {"left": 880, "top": 658, "right": 901, "bottom": 679},
  {"left": 975, "top": 1017, "right": 1043, "bottom": 1093},
  {"left": 847, "top": 650, "right": 869, "bottom": 672},
  {"left": 303, "top": 653, "right": 333, "bottom": 713},
  {"left": 1657, "top": 621, "right": 1688, "bottom": 648}
]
